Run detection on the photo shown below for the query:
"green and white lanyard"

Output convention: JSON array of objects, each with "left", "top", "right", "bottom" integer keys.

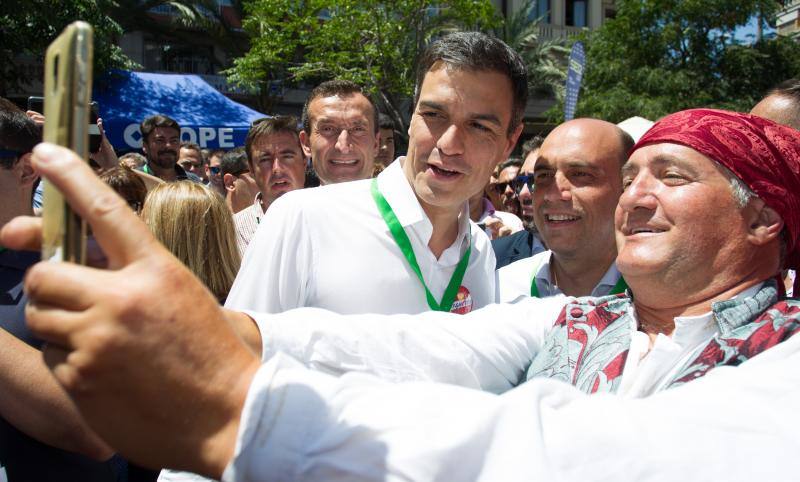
[
  {"left": 529, "top": 256, "right": 628, "bottom": 298},
  {"left": 370, "top": 178, "right": 471, "bottom": 312}
]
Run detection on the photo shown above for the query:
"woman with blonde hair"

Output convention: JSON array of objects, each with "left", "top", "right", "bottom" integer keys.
[{"left": 142, "top": 181, "right": 240, "bottom": 303}]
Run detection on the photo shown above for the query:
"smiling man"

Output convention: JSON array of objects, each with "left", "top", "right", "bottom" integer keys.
[
  {"left": 139, "top": 115, "right": 201, "bottom": 183},
  {"left": 225, "top": 32, "right": 525, "bottom": 316},
  {"left": 497, "top": 119, "right": 633, "bottom": 301},
  {"left": 233, "top": 116, "right": 306, "bottom": 254},
  {"left": 299, "top": 80, "right": 379, "bottom": 185},
  {"left": 8, "top": 109, "right": 800, "bottom": 482}
]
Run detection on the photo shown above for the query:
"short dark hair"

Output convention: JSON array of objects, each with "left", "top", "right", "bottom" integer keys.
[
  {"left": 616, "top": 130, "right": 635, "bottom": 164},
  {"left": 378, "top": 113, "right": 395, "bottom": 130},
  {"left": 414, "top": 32, "right": 528, "bottom": 135},
  {"left": 769, "top": 78, "right": 800, "bottom": 99},
  {"left": 140, "top": 114, "right": 180, "bottom": 143},
  {"left": 498, "top": 157, "right": 523, "bottom": 173},
  {"left": 180, "top": 141, "right": 201, "bottom": 153},
  {"left": 301, "top": 80, "right": 379, "bottom": 135},
  {"left": 521, "top": 135, "right": 545, "bottom": 159},
  {"left": 766, "top": 78, "right": 800, "bottom": 130},
  {"left": 208, "top": 149, "right": 226, "bottom": 162},
  {"left": 220, "top": 147, "right": 249, "bottom": 176},
  {"left": 0, "top": 97, "right": 41, "bottom": 169},
  {"left": 245, "top": 115, "right": 301, "bottom": 166}
]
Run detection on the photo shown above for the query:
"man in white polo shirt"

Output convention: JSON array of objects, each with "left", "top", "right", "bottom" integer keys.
[
  {"left": 497, "top": 118, "right": 633, "bottom": 302},
  {"left": 225, "top": 32, "right": 525, "bottom": 316}
]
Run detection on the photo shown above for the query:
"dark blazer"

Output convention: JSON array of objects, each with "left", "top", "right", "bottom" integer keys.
[{"left": 491, "top": 230, "right": 546, "bottom": 270}]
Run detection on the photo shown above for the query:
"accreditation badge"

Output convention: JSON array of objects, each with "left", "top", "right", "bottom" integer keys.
[{"left": 450, "top": 286, "right": 473, "bottom": 314}]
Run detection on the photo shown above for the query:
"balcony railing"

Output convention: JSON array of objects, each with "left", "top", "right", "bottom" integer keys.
[{"left": 538, "top": 24, "right": 587, "bottom": 40}]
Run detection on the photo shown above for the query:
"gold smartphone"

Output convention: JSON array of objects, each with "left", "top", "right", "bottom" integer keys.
[{"left": 41, "top": 21, "right": 93, "bottom": 263}]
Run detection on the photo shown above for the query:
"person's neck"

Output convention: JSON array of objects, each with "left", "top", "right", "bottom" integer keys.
[
  {"left": 468, "top": 195, "right": 485, "bottom": 222},
  {"left": 420, "top": 198, "right": 461, "bottom": 260},
  {"left": 631, "top": 274, "right": 769, "bottom": 345},
  {"left": 0, "top": 187, "right": 33, "bottom": 229},
  {"left": 550, "top": 247, "right": 617, "bottom": 297},
  {"left": 258, "top": 194, "right": 269, "bottom": 214},
  {"left": 150, "top": 162, "right": 178, "bottom": 182}
]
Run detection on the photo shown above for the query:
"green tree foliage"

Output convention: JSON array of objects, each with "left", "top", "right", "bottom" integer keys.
[
  {"left": 0, "top": 0, "right": 136, "bottom": 96},
  {"left": 0, "top": 0, "right": 243, "bottom": 97},
  {"left": 227, "top": 0, "right": 501, "bottom": 135},
  {"left": 500, "top": 0, "right": 569, "bottom": 99},
  {"left": 574, "top": 0, "right": 798, "bottom": 123}
]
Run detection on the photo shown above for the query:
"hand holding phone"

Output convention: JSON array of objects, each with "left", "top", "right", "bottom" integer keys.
[{"left": 40, "top": 21, "right": 94, "bottom": 263}]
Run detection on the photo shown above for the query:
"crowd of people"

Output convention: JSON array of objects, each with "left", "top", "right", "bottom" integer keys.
[{"left": 1, "top": 31, "right": 800, "bottom": 482}]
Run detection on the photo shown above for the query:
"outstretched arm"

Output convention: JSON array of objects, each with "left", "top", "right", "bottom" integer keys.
[{"left": 0, "top": 327, "right": 113, "bottom": 460}]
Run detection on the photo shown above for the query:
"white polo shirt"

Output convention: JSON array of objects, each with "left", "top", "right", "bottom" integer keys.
[
  {"left": 496, "top": 250, "right": 623, "bottom": 302},
  {"left": 225, "top": 158, "right": 496, "bottom": 316}
]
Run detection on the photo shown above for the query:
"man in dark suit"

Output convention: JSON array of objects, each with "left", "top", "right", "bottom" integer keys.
[{"left": 491, "top": 136, "right": 546, "bottom": 268}]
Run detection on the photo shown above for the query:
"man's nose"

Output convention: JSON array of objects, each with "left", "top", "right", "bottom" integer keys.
[
  {"left": 436, "top": 124, "right": 465, "bottom": 156},
  {"left": 618, "top": 172, "right": 658, "bottom": 212},
  {"left": 335, "top": 129, "right": 352, "bottom": 153},
  {"left": 543, "top": 172, "right": 572, "bottom": 202}
]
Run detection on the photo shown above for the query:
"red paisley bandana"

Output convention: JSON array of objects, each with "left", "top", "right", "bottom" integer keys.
[{"left": 632, "top": 109, "right": 800, "bottom": 281}]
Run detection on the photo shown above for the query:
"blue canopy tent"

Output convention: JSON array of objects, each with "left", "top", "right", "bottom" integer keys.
[{"left": 94, "top": 70, "right": 267, "bottom": 151}]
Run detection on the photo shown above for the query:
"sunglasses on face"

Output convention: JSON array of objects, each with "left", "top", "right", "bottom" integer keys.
[
  {"left": 209, "top": 166, "right": 221, "bottom": 175},
  {"left": 492, "top": 181, "right": 511, "bottom": 194},
  {"left": 510, "top": 174, "right": 534, "bottom": 195}
]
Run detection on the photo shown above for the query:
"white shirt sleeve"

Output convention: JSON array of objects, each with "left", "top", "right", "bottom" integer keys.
[
  {"left": 222, "top": 333, "right": 800, "bottom": 482},
  {"left": 225, "top": 193, "right": 314, "bottom": 313},
  {"left": 249, "top": 296, "right": 568, "bottom": 393}
]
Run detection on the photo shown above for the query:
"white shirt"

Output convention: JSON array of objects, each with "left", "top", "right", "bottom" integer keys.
[
  {"left": 226, "top": 159, "right": 496, "bottom": 318},
  {"left": 496, "top": 250, "right": 623, "bottom": 303},
  {"left": 222, "top": 295, "right": 800, "bottom": 481}
]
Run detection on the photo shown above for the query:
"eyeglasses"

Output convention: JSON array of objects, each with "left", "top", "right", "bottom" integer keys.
[
  {"left": 510, "top": 174, "right": 534, "bottom": 194},
  {"left": 179, "top": 161, "right": 202, "bottom": 169},
  {"left": 209, "top": 166, "right": 221, "bottom": 175},
  {"left": 492, "top": 181, "right": 510, "bottom": 194}
]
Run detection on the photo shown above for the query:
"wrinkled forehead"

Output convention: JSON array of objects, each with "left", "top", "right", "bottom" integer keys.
[
  {"left": 179, "top": 146, "right": 201, "bottom": 158},
  {"left": 309, "top": 93, "right": 374, "bottom": 124},
  {"left": 623, "top": 142, "right": 726, "bottom": 178},
  {"left": 148, "top": 126, "right": 179, "bottom": 139},
  {"left": 251, "top": 131, "right": 302, "bottom": 153}
]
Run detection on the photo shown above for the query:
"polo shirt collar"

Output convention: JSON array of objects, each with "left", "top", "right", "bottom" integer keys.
[
  {"left": 534, "top": 251, "right": 621, "bottom": 298},
  {"left": 376, "top": 157, "right": 471, "bottom": 258},
  {"left": 711, "top": 281, "right": 773, "bottom": 336}
]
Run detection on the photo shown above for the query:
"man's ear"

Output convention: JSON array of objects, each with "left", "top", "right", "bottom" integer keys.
[
  {"left": 299, "top": 130, "right": 312, "bottom": 158},
  {"left": 372, "top": 129, "right": 380, "bottom": 156},
  {"left": 747, "top": 199, "right": 783, "bottom": 246},
  {"left": 503, "top": 123, "right": 525, "bottom": 159},
  {"left": 223, "top": 173, "right": 236, "bottom": 192},
  {"left": 17, "top": 152, "right": 39, "bottom": 188}
]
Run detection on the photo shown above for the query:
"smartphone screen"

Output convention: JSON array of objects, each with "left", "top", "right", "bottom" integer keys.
[{"left": 27, "top": 96, "right": 44, "bottom": 114}]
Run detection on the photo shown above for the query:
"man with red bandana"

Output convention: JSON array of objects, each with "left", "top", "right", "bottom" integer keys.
[{"left": 6, "top": 95, "right": 800, "bottom": 482}]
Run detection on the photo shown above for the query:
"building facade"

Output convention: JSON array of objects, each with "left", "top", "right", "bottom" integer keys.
[
  {"left": 776, "top": 0, "right": 800, "bottom": 38},
  {"left": 493, "top": 0, "right": 616, "bottom": 40}
]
